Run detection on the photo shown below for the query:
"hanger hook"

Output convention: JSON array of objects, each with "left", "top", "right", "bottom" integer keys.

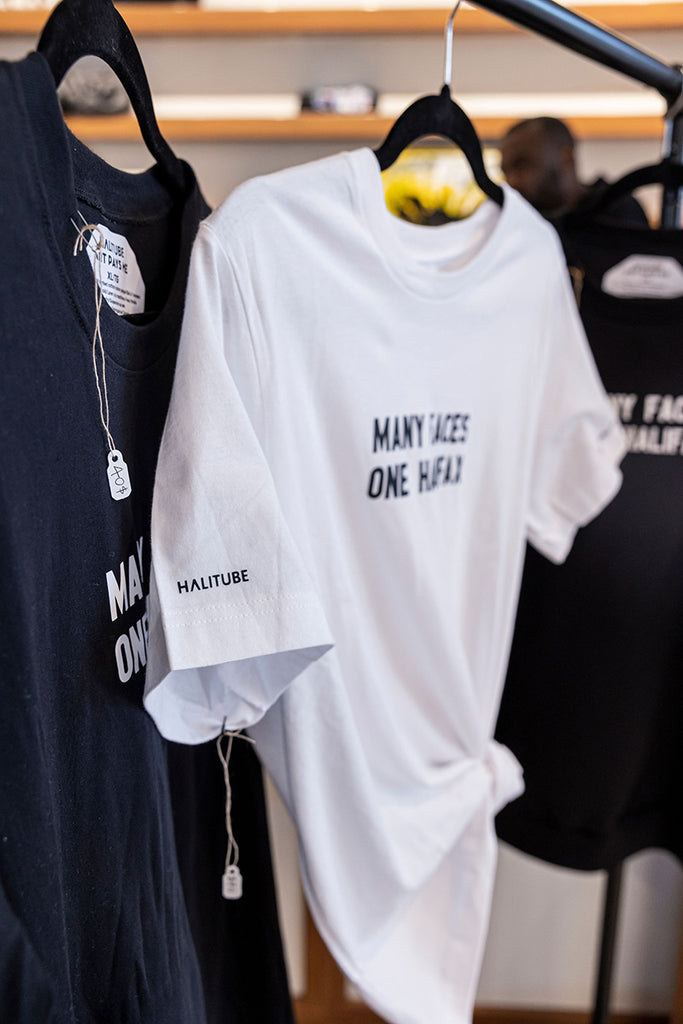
[{"left": 443, "top": 0, "right": 463, "bottom": 91}]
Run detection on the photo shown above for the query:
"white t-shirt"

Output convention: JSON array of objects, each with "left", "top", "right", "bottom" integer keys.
[{"left": 145, "top": 148, "right": 625, "bottom": 1024}]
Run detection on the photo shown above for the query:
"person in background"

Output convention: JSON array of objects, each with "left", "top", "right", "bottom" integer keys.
[{"left": 500, "top": 116, "right": 649, "bottom": 225}]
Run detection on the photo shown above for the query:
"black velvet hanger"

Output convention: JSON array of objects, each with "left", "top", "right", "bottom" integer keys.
[
  {"left": 37, "top": 0, "right": 186, "bottom": 195},
  {"left": 578, "top": 158, "right": 683, "bottom": 221},
  {"left": 374, "top": 84, "right": 503, "bottom": 206},
  {"left": 373, "top": 2, "right": 502, "bottom": 207}
]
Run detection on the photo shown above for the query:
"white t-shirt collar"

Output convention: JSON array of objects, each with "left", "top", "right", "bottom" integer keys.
[{"left": 348, "top": 146, "right": 513, "bottom": 300}]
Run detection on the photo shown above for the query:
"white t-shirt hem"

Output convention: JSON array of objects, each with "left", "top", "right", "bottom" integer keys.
[
  {"left": 161, "top": 591, "right": 330, "bottom": 670},
  {"left": 143, "top": 641, "right": 332, "bottom": 744},
  {"left": 144, "top": 584, "right": 334, "bottom": 743}
]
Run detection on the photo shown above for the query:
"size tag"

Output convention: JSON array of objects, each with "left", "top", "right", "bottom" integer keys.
[
  {"left": 221, "top": 865, "right": 243, "bottom": 901},
  {"left": 86, "top": 224, "right": 146, "bottom": 316},
  {"left": 107, "top": 449, "right": 132, "bottom": 502},
  {"left": 602, "top": 255, "right": 683, "bottom": 299}
]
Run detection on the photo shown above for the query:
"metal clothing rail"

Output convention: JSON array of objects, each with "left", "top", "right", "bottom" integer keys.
[
  {"left": 473, "top": 0, "right": 683, "bottom": 106},
  {"left": 473, "top": 0, "right": 683, "bottom": 220}
]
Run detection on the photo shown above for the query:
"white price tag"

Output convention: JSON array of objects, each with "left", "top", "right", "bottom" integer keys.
[
  {"left": 221, "top": 865, "right": 243, "bottom": 901},
  {"left": 107, "top": 449, "right": 132, "bottom": 502}
]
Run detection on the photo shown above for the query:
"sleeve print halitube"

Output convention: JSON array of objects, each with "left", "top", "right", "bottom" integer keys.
[{"left": 145, "top": 224, "right": 333, "bottom": 743}]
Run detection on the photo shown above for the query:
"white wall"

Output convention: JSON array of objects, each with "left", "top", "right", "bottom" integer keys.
[
  {"left": 3, "top": 12, "right": 681, "bottom": 1011},
  {"left": 478, "top": 844, "right": 683, "bottom": 1012}
]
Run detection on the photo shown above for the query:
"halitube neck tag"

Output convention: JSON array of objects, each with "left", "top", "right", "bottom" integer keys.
[
  {"left": 107, "top": 449, "right": 132, "bottom": 501},
  {"left": 85, "top": 223, "right": 146, "bottom": 317},
  {"left": 602, "top": 255, "right": 683, "bottom": 299}
]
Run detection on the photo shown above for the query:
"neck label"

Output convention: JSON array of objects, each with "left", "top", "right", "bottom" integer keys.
[
  {"left": 86, "top": 224, "right": 146, "bottom": 316},
  {"left": 602, "top": 255, "right": 683, "bottom": 299}
]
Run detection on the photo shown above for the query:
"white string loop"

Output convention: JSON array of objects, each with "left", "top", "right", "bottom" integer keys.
[
  {"left": 72, "top": 215, "right": 116, "bottom": 453},
  {"left": 216, "top": 724, "right": 255, "bottom": 899}
]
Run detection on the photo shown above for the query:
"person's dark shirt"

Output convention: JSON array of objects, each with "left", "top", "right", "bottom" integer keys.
[{"left": 573, "top": 176, "right": 650, "bottom": 226}]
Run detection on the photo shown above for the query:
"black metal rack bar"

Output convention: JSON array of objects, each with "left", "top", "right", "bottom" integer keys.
[
  {"left": 474, "top": 0, "right": 683, "bottom": 219},
  {"left": 661, "top": 98, "right": 683, "bottom": 225},
  {"left": 473, "top": 0, "right": 683, "bottom": 107},
  {"left": 590, "top": 863, "right": 624, "bottom": 1024}
]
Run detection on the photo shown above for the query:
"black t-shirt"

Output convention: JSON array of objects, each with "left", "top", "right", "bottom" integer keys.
[
  {"left": 1, "top": 51, "right": 298, "bottom": 1024},
  {"left": 495, "top": 215, "right": 683, "bottom": 870},
  {"left": 0, "top": 52, "right": 210, "bottom": 1023}
]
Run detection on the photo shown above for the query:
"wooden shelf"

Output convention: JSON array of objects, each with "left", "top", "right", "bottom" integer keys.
[
  {"left": 65, "top": 111, "right": 392, "bottom": 141},
  {"left": 4, "top": 2, "right": 683, "bottom": 37},
  {"left": 63, "top": 109, "right": 666, "bottom": 141}
]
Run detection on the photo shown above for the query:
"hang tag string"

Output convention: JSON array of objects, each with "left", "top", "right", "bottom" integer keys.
[
  {"left": 72, "top": 216, "right": 115, "bottom": 453},
  {"left": 216, "top": 721, "right": 255, "bottom": 900},
  {"left": 72, "top": 214, "right": 132, "bottom": 501}
]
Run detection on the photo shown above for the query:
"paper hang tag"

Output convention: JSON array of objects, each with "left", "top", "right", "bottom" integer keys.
[
  {"left": 86, "top": 224, "right": 146, "bottom": 316},
  {"left": 221, "top": 865, "right": 243, "bottom": 901},
  {"left": 602, "top": 254, "right": 683, "bottom": 299},
  {"left": 107, "top": 449, "right": 132, "bottom": 502}
]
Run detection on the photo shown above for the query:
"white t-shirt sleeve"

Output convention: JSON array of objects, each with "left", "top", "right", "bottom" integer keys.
[
  {"left": 144, "top": 222, "right": 333, "bottom": 744},
  {"left": 526, "top": 246, "right": 626, "bottom": 564}
]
